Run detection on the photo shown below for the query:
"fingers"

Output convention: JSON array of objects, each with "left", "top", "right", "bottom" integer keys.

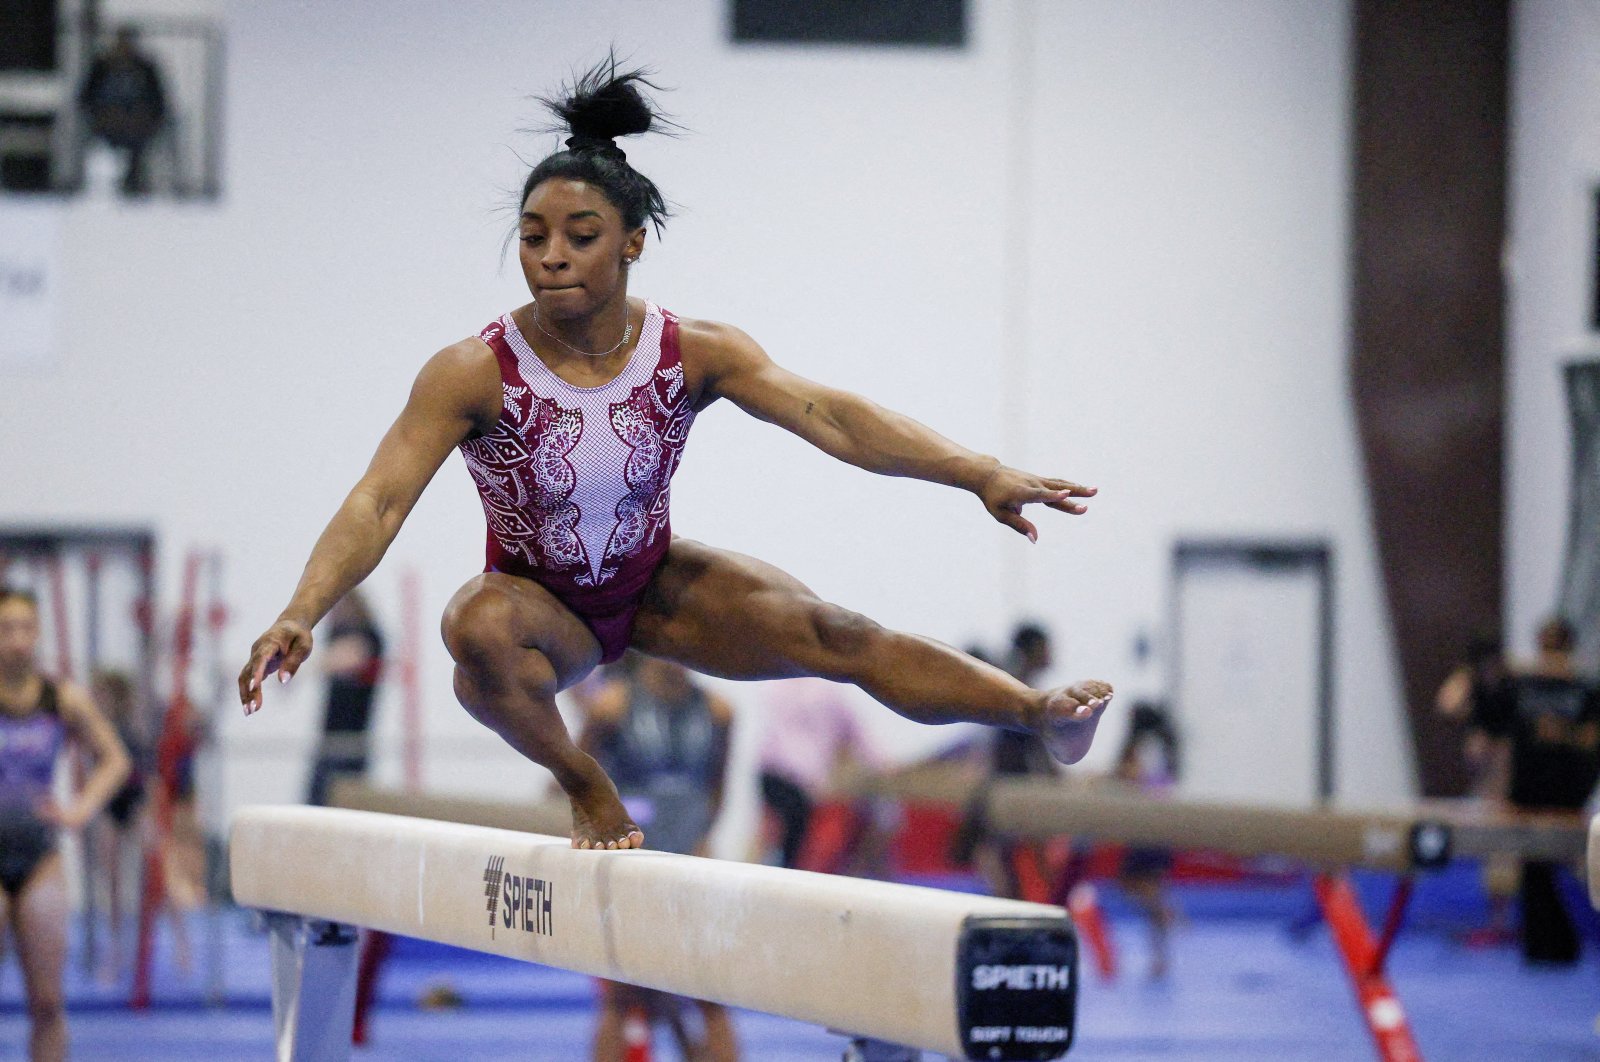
[
  {"left": 1009, "top": 485, "right": 1092, "bottom": 515},
  {"left": 239, "top": 653, "right": 268, "bottom": 715},
  {"left": 1043, "top": 478, "right": 1097, "bottom": 497},
  {"left": 240, "top": 624, "right": 315, "bottom": 715},
  {"left": 241, "top": 642, "right": 285, "bottom": 716},
  {"left": 279, "top": 637, "right": 312, "bottom": 684},
  {"left": 993, "top": 506, "right": 1038, "bottom": 543}
]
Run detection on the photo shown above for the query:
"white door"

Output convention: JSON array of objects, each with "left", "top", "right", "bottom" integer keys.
[{"left": 1172, "top": 545, "right": 1329, "bottom": 807}]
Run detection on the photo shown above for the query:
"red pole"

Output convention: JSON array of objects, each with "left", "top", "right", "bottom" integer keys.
[
  {"left": 131, "top": 550, "right": 203, "bottom": 1009},
  {"left": 1066, "top": 881, "right": 1119, "bottom": 983},
  {"left": 1313, "top": 873, "right": 1425, "bottom": 1062}
]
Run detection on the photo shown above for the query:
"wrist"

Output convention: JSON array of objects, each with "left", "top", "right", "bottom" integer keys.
[
  {"left": 968, "top": 456, "right": 1004, "bottom": 495},
  {"left": 276, "top": 608, "right": 315, "bottom": 630}
]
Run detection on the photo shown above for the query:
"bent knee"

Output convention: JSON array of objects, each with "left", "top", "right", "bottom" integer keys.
[
  {"left": 442, "top": 579, "right": 522, "bottom": 665},
  {"left": 808, "top": 603, "right": 884, "bottom": 672}
]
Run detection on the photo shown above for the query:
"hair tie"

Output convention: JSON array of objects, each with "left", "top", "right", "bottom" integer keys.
[{"left": 566, "top": 134, "right": 626, "bottom": 162}]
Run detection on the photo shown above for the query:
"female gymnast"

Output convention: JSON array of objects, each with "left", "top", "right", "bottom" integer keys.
[
  {"left": 0, "top": 588, "right": 131, "bottom": 1061},
  {"left": 238, "top": 60, "right": 1113, "bottom": 851}
]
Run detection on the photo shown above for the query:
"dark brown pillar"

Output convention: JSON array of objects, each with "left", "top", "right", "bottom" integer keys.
[{"left": 1351, "top": 0, "right": 1507, "bottom": 796}]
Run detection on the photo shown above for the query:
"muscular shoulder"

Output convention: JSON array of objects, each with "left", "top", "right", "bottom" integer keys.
[
  {"left": 424, "top": 336, "right": 500, "bottom": 388},
  {"left": 414, "top": 337, "right": 503, "bottom": 432},
  {"left": 675, "top": 317, "right": 766, "bottom": 408}
]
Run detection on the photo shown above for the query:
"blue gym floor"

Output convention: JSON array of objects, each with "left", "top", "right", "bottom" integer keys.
[{"left": 2, "top": 865, "right": 1597, "bottom": 1061}]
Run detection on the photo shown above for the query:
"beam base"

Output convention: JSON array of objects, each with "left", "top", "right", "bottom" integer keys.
[{"left": 842, "top": 1037, "right": 922, "bottom": 1061}]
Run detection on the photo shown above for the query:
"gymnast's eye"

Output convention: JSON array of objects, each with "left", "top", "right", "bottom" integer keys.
[
  {"left": 520, "top": 234, "right": 544, "bottom": 246},
  {"left": 570, "top": 233, "right": 598, "bottom": 246}
]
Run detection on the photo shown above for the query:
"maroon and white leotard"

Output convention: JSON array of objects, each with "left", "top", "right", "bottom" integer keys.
[{"left": 459, "top": 301, "right": 695, "bottom": 662}]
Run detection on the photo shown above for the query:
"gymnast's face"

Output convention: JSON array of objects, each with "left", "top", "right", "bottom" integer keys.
[
  {"left": 519, "top": 179, "right": 645, "bottom": 321},
  {"left": 0, "top": 598, "right": 40, "bottom": 675}
]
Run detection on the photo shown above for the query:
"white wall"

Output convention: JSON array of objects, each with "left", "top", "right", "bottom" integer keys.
[
  {"left": 1508, "top": 0, "right": 1600, "bottom": 657},
  {"left": 0, "top": 0, "right": 1417, "bottom": 846}
]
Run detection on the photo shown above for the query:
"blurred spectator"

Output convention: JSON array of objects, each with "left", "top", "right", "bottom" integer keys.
[
  {"left": 77, "top": 26, "right": 168, "bottom": 197},
  {"left": 579, "top": 654, "right": 737, "bottom": 1062},
  {"left": 1113, "top": 701, "right": 1180, "bottom": 979},
  {"left": 0, "top": 587, "right": 130, "bottom": 1060},
  {"left": 88, "top": 669, "right": 147, "bottom": 983},
  {"left": 1436, "top": 633, "right": 1517, "bottom": 943},
  {"left": 757, "top": 677, "right": 877, "bottom": 870},
  {"left": 306, "top": 590, "right": 385, "bottom": 807},
  {"left": 1436, "top": 634, "right": 1508, "bottom": 721},
  {"left": 1475, "top": 617, "right": 1600, "bottom": 965},
  {"left": 1436, "top": 633, "right": 1513, "bottom": 795},
  {"left": 992, "top": 623, "right": 1057, "bottom": 778},
  {"left": 958, "top": 623, "right": 1058, "bottom": 899}
]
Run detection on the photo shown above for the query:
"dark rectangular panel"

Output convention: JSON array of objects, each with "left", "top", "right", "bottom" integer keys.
[
  {"left": 0, "top": 0, "right": 59, "bottom": 72},
  {"left": 731, "top": 0, "right": 966, "bottom": 47},
  {"left": 1592, "top": 185, "right": 1600, "bottom": 331},
  {"left": 1352, "top": 0, "right": 1508, "bottom": 797}
]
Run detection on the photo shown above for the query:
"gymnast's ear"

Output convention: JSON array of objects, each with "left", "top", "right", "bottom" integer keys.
[{"left": 623, "top": 227, "right": 646, "bottom": 264}]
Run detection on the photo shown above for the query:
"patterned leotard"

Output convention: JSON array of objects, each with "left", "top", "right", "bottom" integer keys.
[{"left": 459, "top": 301, "right": 695, "bottom": 662}]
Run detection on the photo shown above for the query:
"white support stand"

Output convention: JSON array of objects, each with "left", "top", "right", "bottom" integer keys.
[{"left": 266, "top": 914, "right": 360, "bottom": 1062}]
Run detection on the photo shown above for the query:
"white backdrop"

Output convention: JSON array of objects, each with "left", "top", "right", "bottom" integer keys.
[
  {"left": 0, "top": 0, "right": 1421, "bottom": 851},
  {"left": 0, "top": 202, "right": 62, "bottom": 371}
]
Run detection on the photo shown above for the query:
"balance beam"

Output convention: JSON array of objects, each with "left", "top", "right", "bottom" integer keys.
[
  {"left": 231, "top": 806, "right": 1078, "bottom": 1062},
  {"left": 985, "top": 782, "right": 1588, "bottom": 873},
  {"left": 836, "top": 770, "right": 1589, "bottom": 1062}
]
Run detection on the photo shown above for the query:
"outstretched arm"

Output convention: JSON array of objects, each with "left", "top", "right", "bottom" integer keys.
[
  {"left": 238, "top": 339, "right": 500, "bottom": 712},
  {"left": 692, "top": 321, "right": 1096, "bottom": 541}
]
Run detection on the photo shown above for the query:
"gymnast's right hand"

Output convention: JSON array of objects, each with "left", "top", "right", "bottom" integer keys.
[{"left": 239, "top": 620, "right": 314, "bottom": 715}]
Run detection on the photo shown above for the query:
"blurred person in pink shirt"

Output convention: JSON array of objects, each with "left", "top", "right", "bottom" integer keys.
[{"left": 757, "top": 678, "right": 880, "bottom": 869}]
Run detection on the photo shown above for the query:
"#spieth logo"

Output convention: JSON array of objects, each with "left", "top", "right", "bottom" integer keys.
[{"left": 483, "top": 854, "right": 553, "bottom": 940}]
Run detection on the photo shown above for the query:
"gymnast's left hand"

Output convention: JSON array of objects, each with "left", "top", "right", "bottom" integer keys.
[{"left": 978, "top": 465, "right": 1096, "bottom": 543}]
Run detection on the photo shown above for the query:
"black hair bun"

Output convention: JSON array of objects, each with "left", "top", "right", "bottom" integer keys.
[{"left": 544, "top": 55, "right": 666, "bottom": 145}]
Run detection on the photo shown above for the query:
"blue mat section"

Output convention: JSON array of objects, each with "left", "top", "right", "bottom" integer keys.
[{"left": 3, "top": 870, "right": 1599, "bottom": 1060}]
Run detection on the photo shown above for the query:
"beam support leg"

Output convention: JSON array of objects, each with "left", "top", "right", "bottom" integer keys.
[
  {"left": 841, "top": 1037, "right": 922, "bottom": 1061},
  {"left": 267, "top": 914, "right": 360, "bottom": 1062},
  {"left": 1313, "top": 873, "right": 1423, "bottom": 1062}
]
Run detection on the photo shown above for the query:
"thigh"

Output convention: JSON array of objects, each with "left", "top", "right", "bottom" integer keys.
[
  {"left": 11, "top": 853, "right": 67, "bottom": 1002},
  {"left": 443, "top": 572, "right": 602, "bottom": 692},
  {"left": 632, "top": 539, "right": 840, "bottom": 681}
]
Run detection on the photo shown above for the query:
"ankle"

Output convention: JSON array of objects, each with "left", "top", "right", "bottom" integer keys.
[{"left": 552, "top": 753, "right": 608, "bottom": 798}]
